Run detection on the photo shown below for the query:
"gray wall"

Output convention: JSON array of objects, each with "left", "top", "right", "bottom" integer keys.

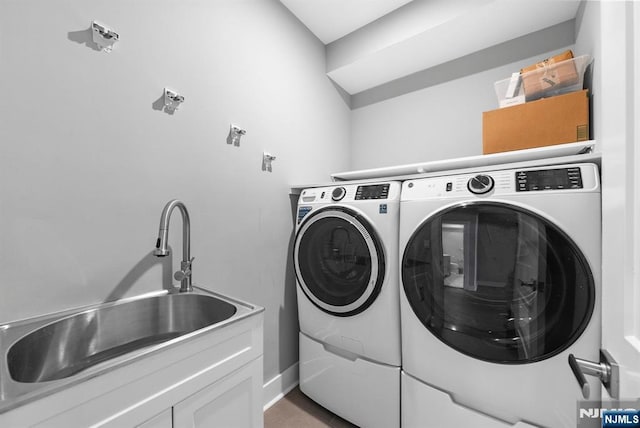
[
  {"left": 0, "top": 0, "right": 350, "bottom": 385},
  {"left": 349, "top": 33, "right": 581, "bottom": 170}
]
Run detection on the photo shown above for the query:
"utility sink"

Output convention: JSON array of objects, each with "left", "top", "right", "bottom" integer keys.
[
  {"left": 7, "top": 292, "right": 237, "bottom": 383},
  {"left": 0, "top": 287, "right": 261, "bottom": 413}
]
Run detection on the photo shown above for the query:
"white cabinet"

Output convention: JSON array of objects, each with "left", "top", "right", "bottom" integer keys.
[
  {"left": 173, "top": 357, "right": 264, "bottom": 428},
  {"left": 0, "top": 309, "right": 263, "bottom": 428},
  {"left": 134, "top": 358, "right": 263, "bottom": 428}
]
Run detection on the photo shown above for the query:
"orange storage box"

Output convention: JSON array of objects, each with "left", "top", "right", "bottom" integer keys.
[{"left": 482, "top": 89, "right": 589, "bottom": 155}]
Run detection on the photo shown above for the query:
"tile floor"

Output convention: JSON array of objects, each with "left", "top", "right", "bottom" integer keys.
[{"left": 264, "top": 387, "right": 358, "bottom": 428}]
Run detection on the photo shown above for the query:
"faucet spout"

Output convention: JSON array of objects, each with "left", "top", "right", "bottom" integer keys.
[{"left": 154, "top": 199, "right": 193, "bottom": 292}]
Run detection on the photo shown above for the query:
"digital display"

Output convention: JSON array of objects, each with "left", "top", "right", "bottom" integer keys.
[
  {"left": 532, "top": 170, "right": 570, "bottom": 187},
  {"left": 516, "top": 167, "right": 582, "bottom": 192},
  {"left": 355, "top": 184, "right": 390, "bottom": 200}
]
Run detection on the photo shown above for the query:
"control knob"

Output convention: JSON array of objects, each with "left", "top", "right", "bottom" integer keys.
[
  {"left": 467, "top": 174, "right": 495, "bottom": 194},
  {"left": 331, "top": 187, "right": 346, "bottom": 201}
]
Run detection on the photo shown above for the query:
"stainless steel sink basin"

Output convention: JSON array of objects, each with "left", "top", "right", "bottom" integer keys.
[
  {"left": 7, "top": 293, "right": 237, "bottom": 383},
  {"left": 0, "top": 287, "right": 261, "bottom": 413}
]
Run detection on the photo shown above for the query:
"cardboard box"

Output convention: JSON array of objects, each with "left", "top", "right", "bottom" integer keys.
[
  {"left": 520, "top": 50, "right": 579, "bottom": 100},
  {"left": 482, "top": 89, "right": 589, "bottom": 155}
]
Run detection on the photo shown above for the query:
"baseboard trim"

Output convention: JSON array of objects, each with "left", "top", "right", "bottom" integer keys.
[{"left": 263, "top": 362, "right": 299, "bottom": 411}]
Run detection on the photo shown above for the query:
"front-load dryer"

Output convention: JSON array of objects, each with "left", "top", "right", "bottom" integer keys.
[
  {"left": 294, "top": 181, "right": 401, "bottom": 428},
  {"left": 399, "top": 163, "right": 601, "bottom": 428}
]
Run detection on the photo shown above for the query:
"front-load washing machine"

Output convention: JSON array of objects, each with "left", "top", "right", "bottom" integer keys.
[
  {"left": 294, "top": 181, "right": 401, "bottom": 428},
  {"left": 399, "top": 163, "right": 601, "bottom": 428}
]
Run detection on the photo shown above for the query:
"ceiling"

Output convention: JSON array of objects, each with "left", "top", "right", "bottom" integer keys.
[
  {"left": 279, "top": 0, "right": 414, "bottom": 44},
  {"left": 279, "top": 0, "right": 582, "bottom": 96}
]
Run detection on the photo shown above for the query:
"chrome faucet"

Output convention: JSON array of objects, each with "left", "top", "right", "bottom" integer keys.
[{"left": 154, "top": 199, "right": 194, "bottom": 292}]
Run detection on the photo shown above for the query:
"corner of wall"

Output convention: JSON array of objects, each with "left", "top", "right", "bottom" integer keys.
[{"left": 263, "top": 362, "right": 299, "bottom": 411}]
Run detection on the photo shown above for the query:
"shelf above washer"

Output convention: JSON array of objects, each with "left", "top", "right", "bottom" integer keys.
[
  {"left": 331, "top": 141, "right": 596, "bottom": 181},
  {"left": 290, "top": 141, "right": 600, "bottom": 195}
]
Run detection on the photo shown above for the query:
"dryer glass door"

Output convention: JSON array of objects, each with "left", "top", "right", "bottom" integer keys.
[
  {"left": 401, "top": 202, "right": 595, "bottom": 364},
  {"left": 294, "top": 207, "right": 385, "bottom": 316}
]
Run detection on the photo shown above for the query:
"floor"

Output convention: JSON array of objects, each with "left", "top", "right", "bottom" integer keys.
[{"left": 264, "top": 387, "right": 358, "bottom": 428}]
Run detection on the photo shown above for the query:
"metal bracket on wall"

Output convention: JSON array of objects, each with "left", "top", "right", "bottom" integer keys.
[
  {"left": 92, "top": 21, "right": 119, "bottom": 53},
  {"left": 227, "top": 125, "right": 246, "bottom": 147},
  {"left": 262, "top": 152, "right": 276, "bottom": 172},
  {"left": 164, "top": 88, "right": 185, "bottom": 112}
]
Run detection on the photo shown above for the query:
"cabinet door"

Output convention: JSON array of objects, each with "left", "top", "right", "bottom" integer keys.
[
  {"left": 137, "top": 409, "right": 172, "bottom": 428},
  {"left": 173, "top": 357, "right": 263, "bottom": 428}
]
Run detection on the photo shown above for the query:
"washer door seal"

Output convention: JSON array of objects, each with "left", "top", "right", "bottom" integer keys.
[{"left": 294, "top": 206, "right": 386, "bottom": 317}]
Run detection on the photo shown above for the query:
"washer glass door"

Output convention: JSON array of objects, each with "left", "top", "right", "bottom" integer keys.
[
  {"left": 294, "top": 207, "right": 385, "bottom": 316},
  {"left": 402, "top": 202, "right": 595, "bottom": 363}
]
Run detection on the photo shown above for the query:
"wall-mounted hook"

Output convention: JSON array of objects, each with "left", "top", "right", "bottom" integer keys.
[
  {"left": 227, "top": 124, "right": 246, "bottom": 146},
  {"left": 92, "top": 21, "right": 119, "bottom": 53},
  {"left": 164, "top": 88, "right": 185, "bottom": 112},
  {"left": 262, "top": 152, "right": 277, "bottom": 172}
]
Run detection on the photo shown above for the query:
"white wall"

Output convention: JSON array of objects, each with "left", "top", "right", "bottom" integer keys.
[
  {"left": 0, "top": 0, "right": 350, "bottom": 385},
  {"left": 590, "top": 0, "right": 640, "bottom": 396},
  {"left": 349, "top": 47, "right": 582, "bottom": 170}
]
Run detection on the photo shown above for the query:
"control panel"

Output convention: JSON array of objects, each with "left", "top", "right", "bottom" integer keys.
[
  {"left": 299, "top": 182, "right": 399, "bottom": 204},
  {"left": 515, "top": 167, "right": 583, "bottom": 192},
  {"left": 355, "top": 184, "right": 390, "bottom": 200},
  {"left": 401, "top": 164, "right": 598, "bottom": 201}
]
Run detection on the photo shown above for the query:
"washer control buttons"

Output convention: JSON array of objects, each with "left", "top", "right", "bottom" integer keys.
[
  {"left": 515, "top": 167, "right": 583, "bottom": 192},
  {"left": 331, "top": 187, "right": 346, "bottom": 201},
  {"left": 355, "top": 183, "right": 390, "bottom": 200},
  {"left": 467, "top": 174, "right": 495, "bottom": 194}
]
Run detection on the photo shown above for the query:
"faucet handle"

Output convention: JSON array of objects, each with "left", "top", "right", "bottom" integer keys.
[
  {"left": 174, "top": 257, "right": 195, "bottom": 282},
  {"left": 174, "top": 269, "right": 190, "bottom": 282}
]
